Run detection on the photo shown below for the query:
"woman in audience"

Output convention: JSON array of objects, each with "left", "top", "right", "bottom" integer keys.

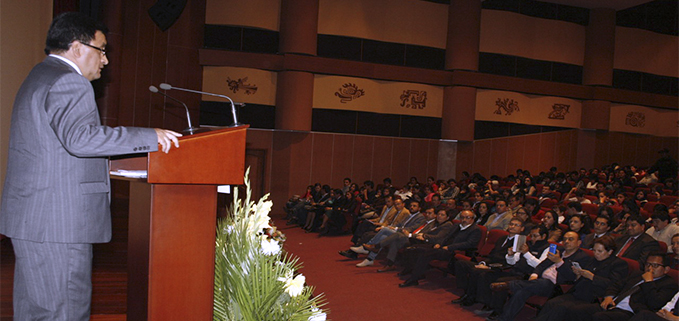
[
  {"left": 610, "top": 212, "right": 631, "bottom": 236},
  {"left": 475, "top": 201, "right": 492, "bottom": 226},
  {"left": 552, "top": 205, "right": 567, "bottom": 224},
  {"left": 520, "top": 177, "right": 537, "bottom": 197},
  {"left": 534, "top": 235, "right": 628, "bottom": 321},
  {"left": 634, "top": 189, "right": 648, "bottom": 207},
  {"left": 319, "top": 190, "right": 357, "bottom": 235},
  {"left": 567, "top": 214, "right": 591, "bottom": 242},
  {"left": 541, "top": 210, "right": 563, "bottom": 243}
]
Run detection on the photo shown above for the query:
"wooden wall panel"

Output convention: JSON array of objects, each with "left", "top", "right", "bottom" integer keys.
[
  {"left": 352, "top": 135, "right": 375, "bottom": 184},
  {"left": 554, "top": 131, "right": 571, "bottom": 172},
  {"left": 392, "top": 138, "right": 413, "bottom": 186},
  {"left": 523, "top": 135, "right": 541, "bottom": 174},
  {"left": 473, "top": 140, "right": 492, "bottom": 177},
  {"left": 245, "top": 129, "right": 274, "bottom": 191},
  {"left": 456, "top": 142, "right": 474, "bottom": 179},
  {"left": 427, "top": 141, "right": 441, "bottom": 179},
  {"left": 372, "top": 136, "right": 394, "bottom": 185},
  {"left": 506, "top": 136, "right": 526, "bottom": 175},
  {"left": 410, "top": 140, "right": 431, "bottom": 183},
  {"left": 538, "top": 132, "right": 557, "bottom": 172},
  {"left": 332, "top": 134, "right": 355, "bottom": 186},
  {"left": 490, "top": 138, "right": 509, "bottom": 177},
  {"left": 310, "top": 133, "right": 334, "bottom": 185}
]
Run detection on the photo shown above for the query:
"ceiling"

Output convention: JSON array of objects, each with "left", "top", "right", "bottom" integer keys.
[{"left": 526, "top": 0, "right": 654, "bottom": 10}]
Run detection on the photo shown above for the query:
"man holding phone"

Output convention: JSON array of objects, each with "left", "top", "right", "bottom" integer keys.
[{"left": 489, "top": 231, "right": 592, "bottom": 321}]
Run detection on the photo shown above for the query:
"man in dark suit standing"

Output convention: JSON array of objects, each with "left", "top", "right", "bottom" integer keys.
[{"left": 0, "top": 12, "right": 181, "bottom": 321}]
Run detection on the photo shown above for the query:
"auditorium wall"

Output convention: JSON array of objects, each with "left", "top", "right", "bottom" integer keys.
[{"left": 0, "top": 0, "right": 53, "bottom": 200}]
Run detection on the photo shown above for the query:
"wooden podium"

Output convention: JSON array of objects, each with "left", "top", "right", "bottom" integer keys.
[{"left": 110, "top": 125, "right": 248, "bottom": 321}]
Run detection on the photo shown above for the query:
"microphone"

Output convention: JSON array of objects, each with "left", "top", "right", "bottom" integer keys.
[
  {"left": 159, "top": 83, "right": 244, "bottom": 127},
  {"left": 149, "top": 85, "right": 199, "bottom": 135}
]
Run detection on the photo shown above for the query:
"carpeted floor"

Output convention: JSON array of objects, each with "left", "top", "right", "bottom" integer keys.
[{"left": 275, "top": 217, "right": 537, "bottom": 321}]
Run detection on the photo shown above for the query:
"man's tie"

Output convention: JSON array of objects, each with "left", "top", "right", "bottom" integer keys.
[
  {"left": 617, "top": 236, "right": 636, "bottom": 256},
  {"left": 412, "top": 223, "right": 427, "bottom": 234},
  {"left": 613, "top": 283, "right": 641, "bottom": 305}
]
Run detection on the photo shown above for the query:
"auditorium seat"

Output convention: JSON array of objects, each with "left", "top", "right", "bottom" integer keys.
[{"left": 660, "top": 195, "right": 678, "bottom": 206}]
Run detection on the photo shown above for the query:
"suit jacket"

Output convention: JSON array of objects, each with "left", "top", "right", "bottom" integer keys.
[
  {"left": 569, "top": 255, "right": 628, "bottom": 303},
  {"left": 389, "top": 209, "right": 411, "bottom": 227},
  {"left": 420, "top": 221, "right": 455, "bottom": 245},
  {"left": 484, "top": 235, "right": 515, "bottom": 264},
  {"left": 395, "top": 212, "right": 425, "bottom": 231},
  {"left": 443, "top": 223, "right": 483, "bottom": 255},
  {"left": 533, "top": 248, "right": 592, "bottom": 285},
  {"left": 582, "top": 232, "right": 610, "bottom": 250},
  {"left": 484, "top": 211, "right": 513, "bottom": 231},
  {"left": 372, "top": 205, "right": 397, "bottom": 226},
  {"left": 605, "top": 273, "right": 678, "bottom": 313},
  {"left": 0, "top": 56, "right": 158, "bottom": 243},
  {"left": 615, "top": 233, "right": 660, "bottom": 269}
]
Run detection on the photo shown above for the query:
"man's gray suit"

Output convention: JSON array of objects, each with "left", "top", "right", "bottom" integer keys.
[{"left": 0, "top": 56, "right": 158, "bottom": 319}]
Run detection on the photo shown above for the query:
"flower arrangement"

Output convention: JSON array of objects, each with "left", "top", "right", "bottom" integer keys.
[{"left": 214, "top": 169, "right": 327, "bottom": 321}]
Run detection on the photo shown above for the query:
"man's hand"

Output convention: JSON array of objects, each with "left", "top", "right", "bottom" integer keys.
[
  {"left": 433, "top": 244, "right": 441, "bottom": 249},
  {"left": 519, "top": 243, "right": 529, "bottom": 254},
  {"left": 528, "top": 274, "right": 538, "bottom": 281},
  {"left": 414, "top": 234, "right": 425, "bottom": 241},
  {"left": 657, "top": 309, "right": 679, "bottom": 320},
  {"left": 600, "top": 297, "right": 615, "bottom": 310},
  {"left": 547, "top": 250, "right": 562, "bottom": 264},
  {"left": 154, "top": 128, "right": 182, "bottom": 153},
  {"left": 642, "top": 269, "right": 655, "bottom": 282}
]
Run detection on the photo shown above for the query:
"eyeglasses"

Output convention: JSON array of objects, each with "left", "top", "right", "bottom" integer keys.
[
  {"left": 461, "top": 216, "right": 475, "bottom": 220},
  {"left": 645, "top": 262, "right": 663, "bottom": 268},
  {"left": 81, "top": 42, "right": 106, "bottom": 56}
]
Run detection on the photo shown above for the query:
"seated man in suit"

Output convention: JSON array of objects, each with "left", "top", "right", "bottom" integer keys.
[
  {"left": 372, "top": 207, "right": 455, "bottom": 272},
  {"left": 471, "top": 225, "right": 552, "bottom": 317},
  {"left": 490, "top": 231, "right": 593, "bottom": 321},
  {"left": 452, "top": 217, "right": 525, "bottom": 306},
  {"left": 583, "top": 215, "right": 613, "bottom": 249},
  {"left": 353, "top": 200, "right": 424, "bottom": 267},
  {"left": 348, "top": 195, "right": 396, "bottom": 244},
  {"left": 339, "top": 196, "right": 405, "bottom": 259},
  {"left": 615, "top": 214, "right": 661, "bottom": 270},
  {"left": 535, "top": 235, "right": 629, "bottom": 321},
  {"left": 628, "top": 291, "right": 679, "bottom": 321},
  {"left": 567, "top": 252, "right": 678, "bottom": 321},
  {"left": 397, "top": 210, "right": 482, "bottom": 287}
]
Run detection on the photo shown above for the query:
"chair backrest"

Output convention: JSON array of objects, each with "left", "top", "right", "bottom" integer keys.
[
  {"left": 620, "top": 256, "right": 641, "bottom": 274},
  {"left": 478, "top": 229, "right": 508, "bottom": 257},
  {"left": 584, "top": 195, "right": 597, "bottom": 203},
  {"left": 658, "top": 241, "right": 667, "bottom": 253},
  {"left": 648, "top": 194, "right": 659, "bottom": 202},
  {"left": 540, "top": 199, "right": 557, "bottom": 210},
  {"left": 582, "top": 203, "right": 599, "bottom": 217},
  {"left": 660, "top": 195, "right": 678, "bottom": 207},
  {"left": 668, "top": 269, "right": 679, "bottom": 283},
  {"left": 642, "top": 201, "right": 658, "bottom": 213}
]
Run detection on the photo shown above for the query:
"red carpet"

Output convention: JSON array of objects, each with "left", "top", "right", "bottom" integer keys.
[{"left": 274, "top": 217, "right": 537, "bottom": 321}]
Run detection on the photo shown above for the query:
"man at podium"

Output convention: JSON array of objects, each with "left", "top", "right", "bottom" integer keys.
[{"left": 0, "top": 12, "right": 181, "bottom": 321}]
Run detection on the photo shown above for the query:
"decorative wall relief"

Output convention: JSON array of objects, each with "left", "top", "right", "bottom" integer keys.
[
  {"left": 334, "top": 83, "right": 365, "bottom": 103},
  {"left": 494, "top": 98, "right": 520, "bottom": 115},
  {"left": 226, "top": 77, "right": 258, "bottom": 95},
  {"left": 625, "top": 112, "right": 646, "bottom": 127},
  {"left": 399, "top": 90, "right": 427, "bottom": 109},
  {"left": 548, "top": 103, "right": 570, "bottom": 120}
]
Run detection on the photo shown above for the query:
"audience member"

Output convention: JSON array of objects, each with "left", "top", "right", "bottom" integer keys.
[
  {"left": 646, "top": 211, "right": 679, "bottom": 252},
  {"left": 615, "top": 214, "right": 661, "bottom": 270}
]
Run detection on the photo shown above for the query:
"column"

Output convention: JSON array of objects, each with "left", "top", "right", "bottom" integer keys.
[
  {"left": 581, "top": 8, "right": 615, "bottom": 130},
  {"left": 442, "top": 0, "right": 481, "bottom": 141},
  {"left": 275, "top": 0, "right": 319, "bottom": 131}
]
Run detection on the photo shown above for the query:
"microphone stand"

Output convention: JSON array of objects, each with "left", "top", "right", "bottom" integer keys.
[{"left": 159, "top": 83, "right": 243, "bottom": 127}]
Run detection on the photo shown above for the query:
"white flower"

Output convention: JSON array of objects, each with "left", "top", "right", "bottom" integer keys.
[
  {"left": 260, "top": 237, "right": 281, "bottom": 255},
  {"left": 278, "top": 271, "right": 305, "bottom": 297},
  {"left": 308, "top": 307, "right": 326, "bottom": 321}
]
